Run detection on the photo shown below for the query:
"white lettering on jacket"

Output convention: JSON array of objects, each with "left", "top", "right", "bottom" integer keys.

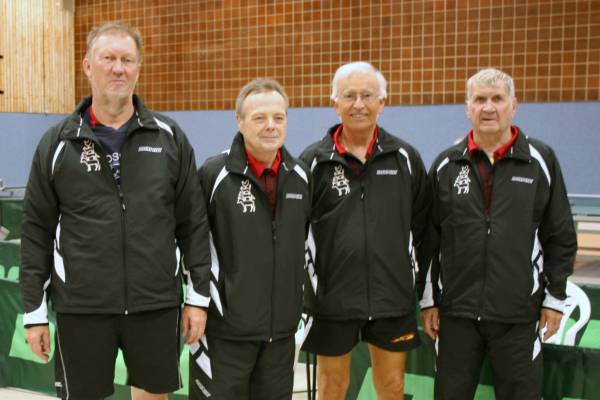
[
  {"left": 512, "top": 176, "right": 534, "bottom": 184},
  {"left": 138, "top": 146, "right": 163, "bottom": 153},
  {"left": 376, "top": 169, "right": 398, "bottom": 175}
]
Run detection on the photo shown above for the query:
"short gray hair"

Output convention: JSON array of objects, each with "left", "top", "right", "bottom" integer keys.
[
  {"left": 331, "top": 62, "right": 387, "bottom": 101},
  {"left": 235, "top": 78, "right": 289, "bottom": 117},
  {"left": 86, "top": 21, "right": 144, "bottom": 62},
  {"left": 466, "top": 68, "right": 515, "bottom": 100}
]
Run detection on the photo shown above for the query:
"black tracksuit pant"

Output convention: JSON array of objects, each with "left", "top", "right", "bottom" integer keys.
[{"left": 435, "top": 316, "right": 543, "bottom": 400}]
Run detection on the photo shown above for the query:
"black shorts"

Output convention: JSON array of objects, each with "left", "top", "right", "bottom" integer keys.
[
  {"left": 301, "top": 314, "right": 420, "bottom": 356},
  {"left": 190, "top": 335, "right": 295, "bottom": 400},
  {"left": 54, "top": 307, "right": 182, "bottom": 399}
]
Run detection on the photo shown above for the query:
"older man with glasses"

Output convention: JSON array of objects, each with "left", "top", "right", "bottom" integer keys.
[{"left": 300, "top": 61, "right": 430, "bottom": 400}]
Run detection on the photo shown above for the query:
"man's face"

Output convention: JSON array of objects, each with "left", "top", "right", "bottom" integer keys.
[
  {"left": 237, "top": 91, "right": 288, "bottom": 160},
  {"left": 83, "top": 32, "right": 141, "bottom": 102},
  {"left": 466, "top": 82, "right": 516, "bottom": 137},
  {"left": 334, "top": 71, "right": 384, "bottom": 133}
]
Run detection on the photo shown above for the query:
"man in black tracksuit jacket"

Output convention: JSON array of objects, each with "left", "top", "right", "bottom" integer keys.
[
  {"left": 300, "top": 62, "right": 430, "bottom": 400},
  {"left": 19, "top": 22, "right": 211, "bottom": 400},
  {"left": 190, "top": 79, "right": 310, "bottom": 400},
  {"left": 417, "top": 68, "right": 577, "bottom": 400}
]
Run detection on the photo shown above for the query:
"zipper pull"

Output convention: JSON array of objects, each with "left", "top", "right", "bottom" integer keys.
[{"left": 119, "top": 191, "right": 126, "bottom": 211}]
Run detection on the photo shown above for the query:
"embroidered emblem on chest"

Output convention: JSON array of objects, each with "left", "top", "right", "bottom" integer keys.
[
  {"left": 237, "top": 179, "right": 256, "bottom": 213},
  {"left": 453, "top": 165, "right": 471, "bottom": 195},
  {"left": 331, "top": 165, "right": 350, "bottom": 196},
  {"left": 80, "top": 139, "right": 101, "bottom": 172}
]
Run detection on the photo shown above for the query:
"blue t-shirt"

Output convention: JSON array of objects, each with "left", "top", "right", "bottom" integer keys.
[{"left": 84, "top": 108, "right": 133, "bottom": 186}]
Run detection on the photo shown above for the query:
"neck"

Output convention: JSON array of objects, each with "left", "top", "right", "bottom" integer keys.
[
  {"left": 92, "top": 96, "right": 135, "bottom": 129},
  {"left": 473, "top": 128, "right": 512, "bottom": 155},
  {"left": 250, "top": 149, "right": 278, "bottom": 168},
  {"left": 342, "top": 125, "right": 375, "bottom": 147},
  {"left": 340, "top": 125, "right": 375, "bottom": 162}
]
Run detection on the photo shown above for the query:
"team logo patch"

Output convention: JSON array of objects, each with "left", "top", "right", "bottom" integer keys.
[
  {"left": 80, "top": 139, "right": 101, "bottom": 172},
  {"left": 332, "top": 165, "right": 350, "bottom": 196},
  {"left": 391, "top": 332, "right": 416, "bottom": 343},
  {"left": 453, "top": 165, "right": 471, "bottom": 195},
  {"left": 237, "top": 179, "right": 256, "bottom": 213}
]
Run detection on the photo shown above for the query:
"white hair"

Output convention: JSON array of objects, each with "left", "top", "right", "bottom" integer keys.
[
  {"left": 331, "top": 62, "right": 388, "bottom": 101},
  {"left": 466, "top": 68, "right": 515, "bottom": 100}
]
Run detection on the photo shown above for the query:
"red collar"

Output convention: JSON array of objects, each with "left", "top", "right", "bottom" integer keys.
[
  {"left": 468, "top": 125, "right": 518, "bottom": 160},
  {"left": 87, "top": 105, "right": 99, "bottom": 128},
  {"left": 333, "top": 125, "right": 378, "bottom": 159},
  {"left": 246, "top": 149, "right": 281, "bottom": 178}
]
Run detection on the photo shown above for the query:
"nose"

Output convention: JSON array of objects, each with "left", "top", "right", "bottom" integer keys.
[
  {"left": 266, "top": 117, "right": 275, "bottom": 129},
  {"left": 112, "top": 60, "right": 125, "bottom": 74},
  {"left": 482, "top": 99, "right": 495, "bottom": 111},
  {"left": 353, "top": 96, "right": 366, "bottom": 108}
]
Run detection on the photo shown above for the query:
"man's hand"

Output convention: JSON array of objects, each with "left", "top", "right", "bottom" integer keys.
[
  {"left": 181, "top": 306, "right": 207, "bottom": 344},
  {"left": 540, "top": 308, "right": 563, "bottom": 341},
  {"left": 421, "top": 307, "right": 440, "bottom": 341},
  {"left": 25, "top": 325, "right": 51, "bottom": 362}
]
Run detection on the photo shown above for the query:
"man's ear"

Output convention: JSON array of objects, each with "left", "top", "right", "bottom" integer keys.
[{"left": 83, "top": 58, "right": 91, "bottom": 78}]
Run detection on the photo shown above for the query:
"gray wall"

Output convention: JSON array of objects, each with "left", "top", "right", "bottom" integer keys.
[{"left": 1, "top": 101, "right": 598, "bottom": 194}]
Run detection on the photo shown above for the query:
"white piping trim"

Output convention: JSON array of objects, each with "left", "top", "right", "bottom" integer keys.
[
  {"left": 55, "top": 319, "right": 71, "bottom": 399},
  {"left": 293, "top": 164, "right": 308, "bottom": 184},
  {"left": 51, "top": 141, "right": 66, "bottom": 176},
  {"left": 399, "top": 148, "right": 412, "bottom": 175},
  {"left": 154, "top": 117, "right": 174, "bottom": 136},
  {"left": 529, "top": 144, "right": 551, "bottom": 185},
  {"left": 23, "top": 278, "right": 51, "bottom": 325},
  {"left": 305, "top": 226, "right": 318, "bottom": 295},
  {"left": 210, "top": 166, "right": 229, "bottom": 203},
  {"left": 436, "top": 157, "right": 450, "bottom": 177},
  {"left": 209, "top": 281, "right": 223, "bottom": 316},
  {"left": 54, "top": 219, "right": 65, "bottom": 283},
  {"left": 542, "top": 291, "right": 565, "bottom": 313}
]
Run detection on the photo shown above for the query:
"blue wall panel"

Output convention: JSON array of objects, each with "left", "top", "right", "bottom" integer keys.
[{"left": 1, "top": 101, "right": 598, "bottom": 194}]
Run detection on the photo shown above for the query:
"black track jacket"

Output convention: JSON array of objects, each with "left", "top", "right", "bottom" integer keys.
[
  {"left": 300, "top": 124, "right": 430, "bottom": 320},
  {"left": 417, "top": 128, "right": 577, "bottom": 322},
  {"left": 20, "top": 96, "right": 211, "bottom": 325},
  {"left": 198, "top": 133, "right": 311, "bottom": 341}
]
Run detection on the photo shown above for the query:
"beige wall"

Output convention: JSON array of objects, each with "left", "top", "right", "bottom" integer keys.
[{"left": 0, "top": 0, "right": 74, "bottom": 113}]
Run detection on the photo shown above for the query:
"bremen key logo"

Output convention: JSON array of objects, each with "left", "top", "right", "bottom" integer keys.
[
  {"left": 454, "top": 165, "right": 471, "bottom": 195},
  {"left": 237, "top": 180, "right": 256, "bottom": 213},
  {"left": 332, "top": 165, "right": 350, "bottom": 196},
  {"left": 80, "top": 140, "right": 101, "bottom": 172}
]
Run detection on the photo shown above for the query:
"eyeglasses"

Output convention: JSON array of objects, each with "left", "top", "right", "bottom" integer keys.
[{"left": 338, "top": 91, "right": 379, "bottom": 104}]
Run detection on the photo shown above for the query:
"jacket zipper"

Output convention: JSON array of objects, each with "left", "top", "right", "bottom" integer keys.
[
  {"left": 78, "top": 132, "right": 130, "bottom": 314},
  {"left": 472, "top": 157, "right": 492, "bottom": 321},
  {"left": 119, "top": 188, "right": 129, "bottom": 315},
  {"left": 360, "top": 177, "right": 372, "bottom": 320},
  {"left": 269, "top": 219, "right": 277, "bottom": 342}
]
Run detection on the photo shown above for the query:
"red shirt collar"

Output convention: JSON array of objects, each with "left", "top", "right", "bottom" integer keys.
[
  {"left": 246, "top": 149, "right": 281, "bottom": 178},
  {"left": 87, "top": 105, "right": 99, "bottom": 128},
  {"left": 468, "top": 125, "right": 518, "bottom": 160},
  {"left": 333, "top": 125, "right": 379, "bottom": 159}
]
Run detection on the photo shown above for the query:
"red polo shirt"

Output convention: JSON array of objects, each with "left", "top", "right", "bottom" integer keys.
[
  {"left": 333, "top": 125, "right": 378, "bottom": 175},
  {"left": 468, "top": 125, "right": 519, "bottom": 215},
  {"left": 246, "top": 149, "right": 281, "bottom": 218}
]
